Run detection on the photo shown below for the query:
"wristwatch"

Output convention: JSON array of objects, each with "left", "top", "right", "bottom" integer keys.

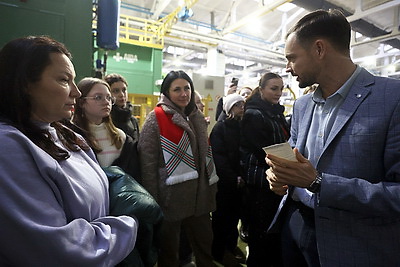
[{"left": 308, "top": 172, "right": 323, "bottom": 193}]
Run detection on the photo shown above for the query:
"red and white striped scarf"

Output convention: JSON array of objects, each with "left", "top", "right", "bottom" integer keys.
[{"left": 155, "top": 106, "right": 198, "bottom": 185}]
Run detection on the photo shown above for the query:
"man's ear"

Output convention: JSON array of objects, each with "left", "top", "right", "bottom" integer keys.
[{"left": 314, "top": 39, "right": 326, "bottom": 58}]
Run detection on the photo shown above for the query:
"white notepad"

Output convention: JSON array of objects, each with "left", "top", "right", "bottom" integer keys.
[{"left": 262, "top": 142, "right": 296, "bottom": 161}]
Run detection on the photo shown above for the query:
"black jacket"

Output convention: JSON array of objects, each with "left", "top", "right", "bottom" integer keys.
[
  {"left": 111, "top": 102, "right": 140, "bottom": 143},
  {"left": 210, "top": 113, "right": 242, "bottom": 190},
  {"left": 112, "top": 134, "right": 141, "bottom": 184},
  {"left": 215, "top": 97, "right": 224, "bottom": 121},
  {"left": 240, "top": 93, "right": 290, "bottom": 187}
]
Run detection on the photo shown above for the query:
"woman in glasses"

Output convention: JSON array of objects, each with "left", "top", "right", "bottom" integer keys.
[
  {"left": 0, "top": 36, "right": 137, "bottom": 266},
  {"left": 73, "top": 77, "right": 140, "bottom": 180}
]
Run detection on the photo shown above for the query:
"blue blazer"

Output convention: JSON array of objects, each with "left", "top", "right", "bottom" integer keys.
[{"left": 274, "top": 68, "right": 400, "bottom": 266}]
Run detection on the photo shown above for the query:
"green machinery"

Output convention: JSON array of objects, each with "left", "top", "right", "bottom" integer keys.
[
  {"left": 0, "top": 0, "right": 93, "bottom": 82},
  {"left": 0, "top": 0, "right": 165, "bottom": 125}
]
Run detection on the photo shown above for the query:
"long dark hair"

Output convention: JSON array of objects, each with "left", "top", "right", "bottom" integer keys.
[
  {"left": 0, "top": 36, "right": 89, "bottom": 161},
  {"left": 160, "top": 70, "right": 197, "bottom": 116}
]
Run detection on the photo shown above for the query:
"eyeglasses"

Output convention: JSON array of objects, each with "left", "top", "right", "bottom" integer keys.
[{"left": 83, "top": 94, "right": 115, "bottom": 104}]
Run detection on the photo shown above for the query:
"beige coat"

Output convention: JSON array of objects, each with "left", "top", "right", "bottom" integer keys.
[{"left": 138, "top": 95, "right": 217, "bottom": 221}]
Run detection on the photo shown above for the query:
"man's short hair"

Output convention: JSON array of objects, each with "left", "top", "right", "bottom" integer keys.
[
  {"left": 104, "top": 73, "right": 128, "bottom": 87},
  {"left": 286, "top": 9, "right": 351, "bottom": 53}
]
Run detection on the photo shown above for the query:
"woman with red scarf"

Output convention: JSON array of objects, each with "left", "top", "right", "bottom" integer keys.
[{"left": 138, "top": 70, "right": 218, "bottom": 267}]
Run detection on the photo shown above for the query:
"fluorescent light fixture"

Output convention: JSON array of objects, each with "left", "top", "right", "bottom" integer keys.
[{"left": 277, "top": 3, "right": 296, "bottom": 12}]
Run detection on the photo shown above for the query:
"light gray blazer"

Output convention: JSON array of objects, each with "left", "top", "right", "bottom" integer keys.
[{"left": 274, "top": 68, "right": 400, "bottom": 266}]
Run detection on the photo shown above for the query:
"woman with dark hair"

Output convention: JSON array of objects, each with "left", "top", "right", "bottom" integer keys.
[
  {"left": 0, "top": 36, "right": 137, "bottom": 266},
  {"left": 138, "top": 70, "right": 218, "bottom": 267},
  {"left": 104, "top": 73, "right": 140, "bottom": 143},
  {"left": 240, "top": 72, "right": 290, "bottom": 267}
]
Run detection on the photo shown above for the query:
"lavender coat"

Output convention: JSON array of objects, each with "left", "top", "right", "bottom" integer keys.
[{"left": 0, "top": 122, "right": 137, "bottom": 266}]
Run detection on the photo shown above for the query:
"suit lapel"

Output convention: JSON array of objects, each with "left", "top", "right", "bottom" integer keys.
[{"left": 320, "top": 69, "right": 375, "bottom": 162}]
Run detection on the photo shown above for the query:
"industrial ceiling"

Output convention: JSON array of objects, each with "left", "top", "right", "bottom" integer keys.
[{"left": 121, "top": 0, "right": 400, "bottom": 86}]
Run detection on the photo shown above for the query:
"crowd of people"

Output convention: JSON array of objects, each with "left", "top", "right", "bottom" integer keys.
[{"left": 1, "top": 8, "right": 400, "bottom": 267}]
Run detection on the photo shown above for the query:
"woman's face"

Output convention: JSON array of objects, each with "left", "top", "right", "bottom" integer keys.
[
  {"left": 82, "top": 83, "right": 113, "bottom": 125},
  {"left": 195, "top": 93, "right": 205, "bottom": 112},
  {"left": 110, "top": 81, "right": 128, "bottom": 108},
  {"left": 239, "top": 88, "right": 252, "bottom": 99},
  {"left": 230, "top": 100, "right": 245, "bottom": 118},
  {"left": 168, "top": 78, "right": 191, "bottom": 111},
  {"left": 27, "top": 53, "right": 80, "bottom": 123},
  {"left": 260, "top": 78, "right": 284, "bottom": 104}
]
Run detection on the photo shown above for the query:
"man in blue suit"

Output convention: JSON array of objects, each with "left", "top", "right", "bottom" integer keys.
[{"left": 266, "top": 9, "right": 400, "bottom": 267}]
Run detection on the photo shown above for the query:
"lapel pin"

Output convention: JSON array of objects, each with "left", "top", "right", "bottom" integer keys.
[{"left": 355, "top": 94, "right": 362, "bottom": 98}]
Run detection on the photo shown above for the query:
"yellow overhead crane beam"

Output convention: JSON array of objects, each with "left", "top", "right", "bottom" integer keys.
[
  {"left": 157, "top": 0, "right": 198, "bottom": 35},
  {"left": 119, "top": 15, "right": 165, "bottom": 49},
  {"left": 119, "top": 0, "right": 198, "bottom": 49}
]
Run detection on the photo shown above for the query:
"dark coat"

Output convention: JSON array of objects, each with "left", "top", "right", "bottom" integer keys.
[
  {"left": 209, "top": 113, "right": 243, "bottom": 259},
  {"left": 240, "top": 93, "right": 290, "bottom": 188},
  {"left": 215, "top": 97, "right": 224, "bottom": 121},
  {"left": 112, "top": 134, "right": 141, "bottom": 184},
  {"left": 210, "top": 113, "right": 242, "bottom": 190},
  {"left": 104, "top": 166, "right": 163, "bottom": 267},
  {"left": 111, "top": 102, "right": 140, "bottom": 143},
  {"left": 239, "top": 93, "right": 290, "bottom": 260}
]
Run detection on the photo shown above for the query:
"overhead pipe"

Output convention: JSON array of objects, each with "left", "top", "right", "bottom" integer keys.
[{"left": 291, "top": 0, "right": 400, "bottom": 49}]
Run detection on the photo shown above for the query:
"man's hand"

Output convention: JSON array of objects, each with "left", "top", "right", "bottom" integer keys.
[
  {"left": 266, "top": 168, "right": 289, "bottom": 195},
  {"left": 265, "top": 148, "right": 317, "bottom": 195}
]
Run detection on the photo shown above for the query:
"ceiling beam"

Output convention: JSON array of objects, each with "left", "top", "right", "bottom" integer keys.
[
  {"left": 150, "top": 0, "right": 172, "bottom": 20},
  {"left": 221, "top": 0, "right": 293, "bottom": 35},
  {"left": 353, "top": 49, "right": 400, "bottom": 64},
  {"left": 347, "top": 0, "right": 400, "bottom": 22},
  {"left": 292, "top": 0, "right": 400, "bottom": 49},
  {"left": 351, "top": 31, "right": 400, "bottom": 47},
  {"left": 163, "top": 50, "right": 196, "bottom": 68},
  {"left": 169, "top": 25, "right": 286, "bottom": 60},
  {"left": 267, "top": 8, "right": 306, "bottom": 43},
  {"left": 217, "top": 0, "right": 243, "bottom": 29}
]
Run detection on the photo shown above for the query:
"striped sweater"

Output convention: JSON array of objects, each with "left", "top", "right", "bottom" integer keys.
[{"left": 89, "top": 122, "right": 126, "bottom": 167}]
